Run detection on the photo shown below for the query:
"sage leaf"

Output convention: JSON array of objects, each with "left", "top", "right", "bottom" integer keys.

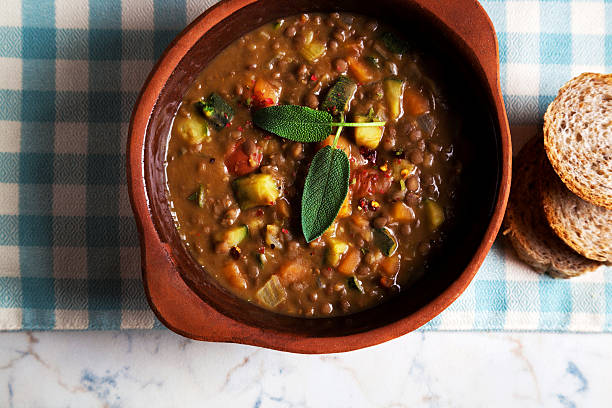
[
  {"left": 301, "top": 146, "right": 350, "bottom": 242},
  {"left": 253, "top": 105, "right": 333, "bottom": 143}
]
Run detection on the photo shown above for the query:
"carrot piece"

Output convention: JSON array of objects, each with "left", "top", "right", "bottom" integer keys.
[
  {"left": 278, "top": 259, "right": 310, "bottom": 286},
  {"left": 337, "top": 189, "right": 352, "bottom": 218},
  {"left": 380, "top": 276, "right": 394, "bottom": 288},
  {"left": 318, "top": 134, "right": 351, "bottom": 157},
  {"left": 347, "top": 57, "right": 374, "bottom": 84},
  {"left": 252, "top": 78, "right": 281, "bottom": 108},
  {"left": 337, "top": 247, "right": 362, "bottom": 276},
  {"left": 349, "top": 214, "right": 373, "bottom": 242},
  {"left": 403, "top": 87, "right": 429, "bottom": 116},
  {"left": 380, "top": 254, "right": 400, "bottom": 277},
  {"left": 222, "top": 262, "right": 248, "bottom": 290},
  {"left": 344, "top": 41, "right": 363, "bottom": 56},
  {"left": 389, "top": 202, "right": 415, "bottom": 223},
  {"left": 350, "top": 214, "right": 370, "bottom": 228}
]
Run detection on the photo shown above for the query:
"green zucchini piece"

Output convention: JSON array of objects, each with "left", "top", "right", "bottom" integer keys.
[
  {"left": 256, "top": 275, "right": 287, "bottom": 308},
  {"left": 373, "top": 227, "right": 398, "bottom": 257},
  {"left": 215, "top": 225, "right": 248, "bottom": 248},
  {"left": 245, "top": 217, "right": 265, "bottom": 235},
  {"left": 424, "top": 199, "right": 445, "bottom": 230},
  {"left": 383, "top": 78, "right": 404, "bottom": 120},
  {"left": 175, "top": 114, "right": 209, "bottom": 145},
  {"left": 300, "top": 40, "right": 326, "bottom": 62},
  {"left": 381, "top": 32, "right": 409, "bottom": 55},
  {"left": 325, "top": 238, "right": 349, "bottom": 267},
  {"left": 265, "top": 224, "right": 283, "bottom": 249},
  {"left": 257, "top": 253, "right": 267, "bottom": 267},
  {"left": 322, "top": 75, "right": 358, "bottom": 116},
  {"left": 354, "top": 114, "right": 384, "bottom": 149},
  {"left": 187, "top": 184, "right": 206, "bottom": 208},
  {"left": 195, "top": 93, "right": 234, "bottom": 130},
  {"left": 232, "top": 173, "right": 280, "bottom": 210},
  {"left": 347, "top": 276, "right": 365, "bottom": 294}
]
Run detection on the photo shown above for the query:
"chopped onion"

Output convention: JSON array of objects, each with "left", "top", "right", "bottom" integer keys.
[{"left": 256, "top": 275, "right": 287, "bottom": 308}]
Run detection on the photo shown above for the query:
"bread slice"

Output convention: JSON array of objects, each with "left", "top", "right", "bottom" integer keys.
[
  {"left": 540, "top": 157, "right": 612, "bottom": 262},
  {"left": 503, "top": 136, "right": 601, "bottom": 278},
  {"left": 543, "top": 73, "right": 612, "bottom": 209}
]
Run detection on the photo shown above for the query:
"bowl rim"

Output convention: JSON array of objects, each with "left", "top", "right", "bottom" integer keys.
[{"left": 127, "top": 0, "right": 512, "bottom": 353}]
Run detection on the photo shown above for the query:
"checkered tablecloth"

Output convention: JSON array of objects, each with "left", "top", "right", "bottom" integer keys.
[{"left": 0, "top": 0, "right": 610, "bottom": 331}]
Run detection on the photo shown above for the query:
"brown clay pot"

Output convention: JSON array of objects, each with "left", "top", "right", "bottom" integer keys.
[{"left": 128, "top": 0, "right": 511, "bottom": 353}]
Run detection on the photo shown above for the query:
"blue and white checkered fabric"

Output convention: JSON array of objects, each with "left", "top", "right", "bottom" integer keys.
[{"left": 0, "top": 0, "right": 610, "bottom": 331}]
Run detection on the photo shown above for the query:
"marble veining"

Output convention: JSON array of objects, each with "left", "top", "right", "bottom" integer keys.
[{"left": 0, "top": 331, "right": 610, "bottom": 407}]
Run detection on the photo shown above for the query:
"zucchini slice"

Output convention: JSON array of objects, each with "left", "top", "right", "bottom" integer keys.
[
  {"left": 265, "top": 224, "right": 283, "bottom": 249},
  {"left": 215, "top": 225, "right": 248, "bottom": 248},
  {"left": 325, "top": 238, "right": 349, "bottom": 267},
  {"left": 383, "top": 78, "right": 404, "bottom": 120},
  {"left": 373, "top": 227, "right": 398, "bottom": 257},
  {"left": 300, "top": 40, "right": 326, "bottom": 62},
  {"left": 175, "top": 115, "right": 209, "bottom": 145},
  {"left": 232, "top": 173, "right": 280, "bottom": 210},
  {"left": 424, "top": 199, "right": 445, "bottom": 230},
  {"left": 354, "top": 114, "right": 384, "bottom": 149},
  {"left": 187, "top": 184, "right": 206, "bottom": 208},
  {"left": 347, "top": 276, "right": 365, "bottom": 294},
  {"left": 322, "top": 75, "right": 358, "bottom": 116},
  {"left": 195, "top": 93, "right": 234, "bottom": 130}
]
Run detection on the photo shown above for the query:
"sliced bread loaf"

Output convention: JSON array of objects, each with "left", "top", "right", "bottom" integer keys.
[
  {"left": 503, "top": 136, "right": 601, "bottom": 278},
  {"left": 540, "top": 157, "right": 612, "bottom": 262},
  {"left": 543, "top": 73, "right": 612, "bottom": 209}
]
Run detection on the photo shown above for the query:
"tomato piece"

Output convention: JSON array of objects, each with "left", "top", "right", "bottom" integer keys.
[
  {"left": 252, "top": 79, "right": 281, "bottom": 108},
  {"left": 347, "top": 57, "right": 375, "bottom": 84},
  {"left": 403, "top": 87, "right": 429, "bottom": 116},
  {"left": 354, "top": 167, "right": 393, "bottom": 196},
  {"left": 224, "top": 140, "right": 263, "bottom": 176}
]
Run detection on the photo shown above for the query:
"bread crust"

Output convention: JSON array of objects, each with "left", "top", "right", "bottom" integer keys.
[
  {"left": 543, "top": 73, "right": 612, "bottom": 209},
  {"left": 540, "top": 157, "right": 612, "bottom": 262},
  {"left": 503, "top": 136, "right": 601, "bottom": 278}
]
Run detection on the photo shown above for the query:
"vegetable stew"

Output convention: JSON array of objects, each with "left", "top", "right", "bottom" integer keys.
[{"left": 166, "top": 13, "right": 464, "bottom": 317}]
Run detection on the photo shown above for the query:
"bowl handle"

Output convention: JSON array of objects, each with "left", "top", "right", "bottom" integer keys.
[
  {"left": 421, "top": 0, "right": 500, "bottom": 92},
  {"left": 141, "top": 227, "right": 243, "bottom": 341}
]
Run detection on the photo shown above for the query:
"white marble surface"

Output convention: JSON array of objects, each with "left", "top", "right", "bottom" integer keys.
[{"left": 0, "top": 331, "right": 610, "bottom": 407}]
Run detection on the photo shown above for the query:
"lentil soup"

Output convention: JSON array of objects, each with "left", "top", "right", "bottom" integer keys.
[{"left": 166, "top": 13, "right": 465, "bottom": 317}]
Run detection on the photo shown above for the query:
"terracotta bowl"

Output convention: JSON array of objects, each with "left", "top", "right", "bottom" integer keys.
[{"left": 128, "top": 0, "right": 511, "bottom": 353}]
